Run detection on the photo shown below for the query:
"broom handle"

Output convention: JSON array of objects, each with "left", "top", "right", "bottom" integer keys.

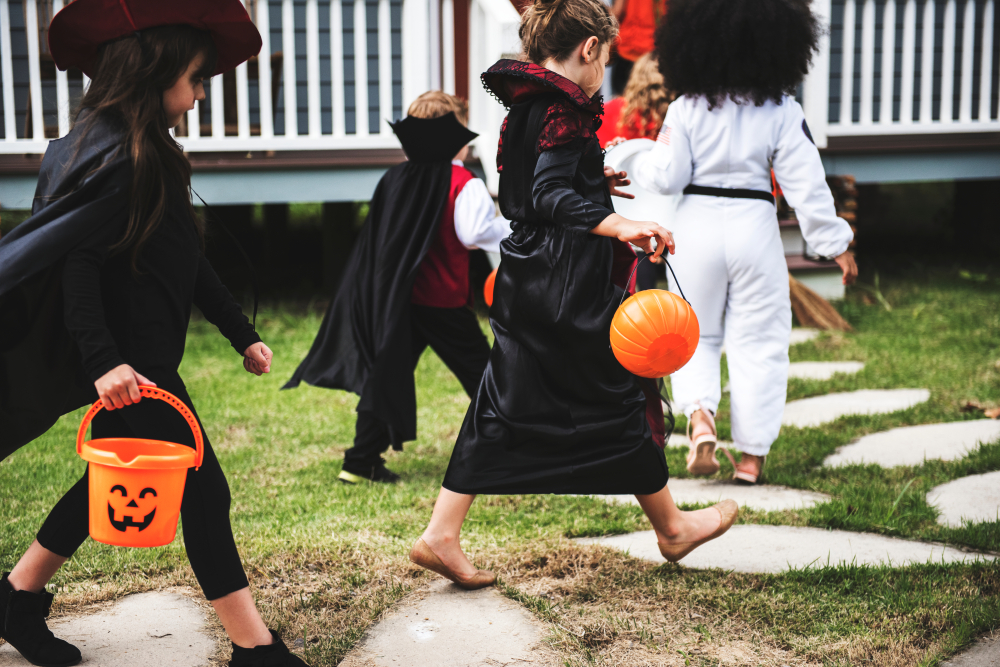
[{"left": 76, "top": 386, "right": 204, "bottom": 470}]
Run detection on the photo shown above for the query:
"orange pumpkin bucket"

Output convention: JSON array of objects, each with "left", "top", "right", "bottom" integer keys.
[
  {"left": 484, "top": 267, "right": 498, "bottom": 307},
  {"left": 76, "top": 386, "right": 203, "bottom": 548},
  {"left": 610, "top": 289, "right": 700, "bottom": 378}
]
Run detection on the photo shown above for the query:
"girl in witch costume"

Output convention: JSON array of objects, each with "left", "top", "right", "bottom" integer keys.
[
  {"left": 408, "top": 0, "right": 739, "bottom": 589},
  {"left": 284, "top": 92, "right": 511, "bottom": 485},
  {"left": 0, "top": 2, "right": 308, "bottom": 665},
  {"left": 633, "top": 0, "right": 857, "bottom": 484}
]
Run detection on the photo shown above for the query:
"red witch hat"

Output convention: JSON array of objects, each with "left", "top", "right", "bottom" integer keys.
[{"left": 48, "top": 0, "right": 262, "bottom": 77}]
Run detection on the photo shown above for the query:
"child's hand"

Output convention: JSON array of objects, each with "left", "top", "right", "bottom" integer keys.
[
  {"left": 604, "top": 166, "right": 635, "bottom": 200},
  {"left": 243, "top": 342, "right": 273, "bottom": 376},
  {"left": 95, "top": 365, "right": 157, "bottom": 410},
  {"left": 834, "top": 250, "right": 858, "bottom": 285},
  {"left": 604, "top": 137, "right": 627, "bottom": 150}
]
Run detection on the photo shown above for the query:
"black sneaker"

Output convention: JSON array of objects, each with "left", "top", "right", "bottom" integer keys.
[
  {"left": 229, "top": 630, "right": 310, "bottom": 666},
  {"left": 338, "top": 462, "right": 401, "bottom": 485},
  {"left": 0, "top": 573, "right": 82, "bottom": 667}
]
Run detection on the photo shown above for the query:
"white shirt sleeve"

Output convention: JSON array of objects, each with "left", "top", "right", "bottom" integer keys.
[
  {"left": 453, "top": 177, "right": 511, "bottom": 254},
  {"left": 772, "top": 100, "right": 854, "bottom": 259},
  {"left": 632, "top": 100, "right": 694, "bottom": 196}
]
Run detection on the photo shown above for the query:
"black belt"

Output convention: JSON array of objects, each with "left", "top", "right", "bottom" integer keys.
[{"left": 683, "top": 184, "right": 775, "bottom": 204}]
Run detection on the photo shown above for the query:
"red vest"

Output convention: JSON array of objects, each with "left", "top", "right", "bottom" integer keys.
[{"left": 411, "top": 165, "right": 477, "bottom": 308}]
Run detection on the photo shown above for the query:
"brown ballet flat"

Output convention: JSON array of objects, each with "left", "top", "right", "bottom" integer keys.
[
  {"left": 657, "top": 499, "right": 739, "bottom": 563},
  {"left": 409, "top": 538, "right": 496, "bottom": 590}
]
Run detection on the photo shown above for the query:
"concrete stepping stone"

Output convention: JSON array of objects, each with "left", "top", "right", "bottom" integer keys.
[
  {"left": 594, "top": 479, "right": 830, "bottom": 512},
  {"left": 787, "top": 361, "right": 864, "bottom": 380},
  {"left": 789, "top": 328, "right": 821, "bottom": 346},
  {"left": 941, "top": 634, "right": 1000, "bottom": 666},
  {"left": 339, "top": 578, "right": 560, "bottom": 667},
  {"left": 824, "top": 420, "right": 1000, "bottom": 468},
  {"left": 928, "top": 470, "right": 1000, "bottom": 528},
  {"left": 0, "top": 590, "right": 214, "bottom": 667},
  {"left": 782, "top": 388, "right": 930, "bottom": 428},
  {"left": 576, "top": 525, "right": 995, "bottom": 574}
]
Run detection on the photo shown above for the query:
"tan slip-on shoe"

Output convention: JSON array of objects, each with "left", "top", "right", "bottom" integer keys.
[
  {"left": 685, "top": 409, "right": 720, "bottom": 476},
  {"left": 409, "top": 538, "right": 496, "bottom": 590},
  {"left": 657, "top": 499, "right": 739, "bottom": 563}
]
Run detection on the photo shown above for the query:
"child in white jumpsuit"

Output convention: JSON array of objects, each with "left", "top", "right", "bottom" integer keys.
[{"left": 633, "top": 0, "right": 857, "bottom": 483}]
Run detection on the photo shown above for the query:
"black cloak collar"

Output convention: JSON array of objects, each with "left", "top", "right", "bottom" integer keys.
[
  {"left": 389, "top": 112, "right": 478, "bottom": 163},
  {"left": 481, "top": 59, "right": 604, "bottom": 116}
]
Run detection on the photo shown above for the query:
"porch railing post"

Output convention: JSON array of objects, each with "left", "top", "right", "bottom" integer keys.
[{"left": 803, "top": 0, "right": 831, "bottom": 146}]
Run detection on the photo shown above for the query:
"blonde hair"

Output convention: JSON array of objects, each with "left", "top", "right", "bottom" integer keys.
[
  {"left": 407, "top": 90, "right": 469, "bottom": 125},
  {"left": 519, "top": 0, "right": 618, "bottom": 65},
  {"left": 619, "top": 53, "right": 673, "bottom": 137}
]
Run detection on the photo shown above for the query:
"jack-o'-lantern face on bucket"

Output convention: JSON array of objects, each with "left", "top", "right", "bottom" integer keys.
[{"left": 107, "top": 485, "right": 157, "bottom": 532}]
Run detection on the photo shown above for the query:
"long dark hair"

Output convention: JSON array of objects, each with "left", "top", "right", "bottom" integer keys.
[
  {"left": 654, "top": 0, "right": 820, "bottom": 109},
  {"left": 76, "top": 25, "right": 217, "bottom": 269}
]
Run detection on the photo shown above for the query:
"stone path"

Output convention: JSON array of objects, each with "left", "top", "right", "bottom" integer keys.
[
  {"left": 576, "top": 525, "right": 995, "bottom": 573},
  {"left": 789, "top": 328, "right": 820, "bottom": 346},
  {"left": 594, "top": 478, "right": 829, "bottom": 512},
  {"left": 824, "top": 420, "right": 1000, "bottom": 468},
  {"left": 941, "top": 634, "right": 1000, "bottom": 666},
  {"left": 787, "top": 360, "right": 865, "bottom": 380},
  {"left": 0, "top": 590, "right": 213, "bottom": 667},
  {"left": 782, "top": 388, "right": 930, "bottom": 428},
  {"left": 338, "top": 579, "right": 559, "bottom": 667},
  {"left": 928, "top": 470, "right": 1000, "bottom": 528}
]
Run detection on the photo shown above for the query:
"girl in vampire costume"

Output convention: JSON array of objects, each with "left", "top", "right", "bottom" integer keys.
[
  {"left": 407, "top": 0, "right": 739, "bottom": 590},
  {"left": 0, "top": 2, "right": 308, "bottom": 665},
  {"left": 284, "top": 92, "right": 511, "bottom": 485},
  {"left": 633, "top": 0, "right": 857, "bottom": 484}
]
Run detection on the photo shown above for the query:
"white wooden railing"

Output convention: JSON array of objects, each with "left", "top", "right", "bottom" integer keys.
[
  {"left": 2, "top": 0, "right": 995, "bottom": 159},
  {"left": 804, "top": 0, "right": 998, "bottom": 148}
]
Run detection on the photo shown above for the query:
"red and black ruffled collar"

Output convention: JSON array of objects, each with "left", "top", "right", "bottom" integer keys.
[{"left": 481, "top": 59, "right": 604, "bottom": 116}]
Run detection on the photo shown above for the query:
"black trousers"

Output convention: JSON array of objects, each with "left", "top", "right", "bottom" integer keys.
[
  {"left": 343, "top": 305, "right": 491, "bottom": 471},
  {"left": 36, "top": 378, "right": 249, "bottom": 601}
]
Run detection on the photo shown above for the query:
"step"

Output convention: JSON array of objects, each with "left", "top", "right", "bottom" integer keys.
[
  {"left": 788, "top": 361, "right": 864, "bottom": 380},
  {"left": 824, "top": 420, "right": 1000, "bottom": 468},
  {"left": 927, "top": 470, "right": 1000, "bottom": 528},
  {"left": 782, "top": 388, "right": 930, "bottom": 428},
  {"left": 593, "top": 478, "right": 830, "bottom": 512},
  {"left": 338, "top": 579, "right": 558, "bottom": 667},
  {"left": 0, "top": 590, "right": 213, "bottom": 667},
  {"left": 576, "top": 525, "right": 995, "bottom": 574}
]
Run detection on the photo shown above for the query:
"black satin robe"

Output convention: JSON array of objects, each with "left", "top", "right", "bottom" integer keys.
[{"left": 442, "top": 62, "right": 668, "bottom": 495}]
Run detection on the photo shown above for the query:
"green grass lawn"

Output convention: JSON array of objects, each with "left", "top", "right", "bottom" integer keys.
[{"left": 2, "top": 263, "right": 999, "bottom": 666}]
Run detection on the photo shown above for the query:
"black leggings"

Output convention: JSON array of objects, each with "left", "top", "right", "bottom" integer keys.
[
  {"left": 344, "top": 305, "right": 491, "bottom": 470},
  {"left": 36, "top": 379, "right": 249, "bottom": 601}
]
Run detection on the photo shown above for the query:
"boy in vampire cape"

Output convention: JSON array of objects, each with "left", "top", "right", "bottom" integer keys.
[{"left": 284, "top": 92, "right": 511, "bottom": 484}]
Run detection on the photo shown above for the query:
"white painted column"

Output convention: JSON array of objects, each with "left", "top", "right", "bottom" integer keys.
[
  {"left": 802, "top": 0, "right": 831, "bottom": 146},
  {"left": 331, "top": 0, "right": 346, "bottom": 136},
  {"left": 918, "top": 0, "right": 934, "bottom": 123},
  {"left": 378, "top": 0, "right": 393, "bottom": 130},
  {"left": 900, "top": 0, "right": 916, "bottom": 123},
  {"left": 939, "top": 0, "right": 955, "bottom": 123},
  {"left": 979, "top": 0, "right": 994, "bottom": 120},
  {"left": 879, "top": 0, "right": 896, "bottom": 124},
  {"left": 429, "top": 0, "right": 441, "bottom": 90},
  {"left": 957, "top": 0, "right": 974, "bottom": 122},
  {"left": 282, "top": 0, "right": 299, "bottom": 136},
  {"left": 402, "top": 0, "right": 431, "bottom": 110},
  {"left": 0, "top": 0, "right": 15, "bottom": 141},
  {"left": 840, "top": 0, "right": 856, "bottom": 125},
  {"left": 24, "top": 0, "right": 45, "bottom": 139},
  {"left": 236, "top": 60, "right": 251, "bottom": 138},
  {"left": 187, "top": 102, "right": 201, "bottom": 139},
  {"left": 354, "top": 0, "right": 370, "bottom": 134},
  {"left": 442, "top": 0, "right": 455, "bottom": 94},
  {"left": 211, "top": 75, "right": 225, "bottom": 137},
  {"left": 306, "top": 0, "right": 322, "bottom": 136},
  {"left": 53, "top": 0, "right": 69, "bottom": 136},
  {"left": 257, "top": 0, "right": 275, "bottom": 138}
]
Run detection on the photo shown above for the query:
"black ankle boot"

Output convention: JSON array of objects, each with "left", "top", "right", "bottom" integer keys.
[
  {"left": 229, "top": 630, "right": 310, "bottom": 666},
  {"left": 0, "top": 573, "right": 81, "bottom": 667}
]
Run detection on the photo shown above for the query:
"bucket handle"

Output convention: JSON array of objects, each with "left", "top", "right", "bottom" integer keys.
[{"left": 76, "top": 386, "right": 204, "bottom": 470}]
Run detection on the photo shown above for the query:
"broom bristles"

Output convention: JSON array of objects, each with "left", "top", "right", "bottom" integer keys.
[{"left": 788, "top": 274, "right": 853, "bottom": 332}]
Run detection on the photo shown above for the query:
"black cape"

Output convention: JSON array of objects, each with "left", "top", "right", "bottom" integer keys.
[
  {"left": 441, "top": 60, "right": 669, "bottom": 495},
  {"left": 0, "top": 113, "right": 130, "bottom": 461},
  {"left": 283, "top": 113, "right": 478, "bottom": 447}
]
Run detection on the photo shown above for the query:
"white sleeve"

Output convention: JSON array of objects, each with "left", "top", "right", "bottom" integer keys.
[
  {"left": 632, "top": 100, "right": 693, "bottom": 196},
  {"left": 453, "top": 178, "right": 511, "bottom": 254},
  {"left": 772, "top": 100, "right": 854, "bottom": 259}
]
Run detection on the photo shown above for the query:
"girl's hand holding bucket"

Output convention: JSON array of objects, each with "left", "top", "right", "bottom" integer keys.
[{"left": 95, "top": 364, "right": 158, "bottom": 410}]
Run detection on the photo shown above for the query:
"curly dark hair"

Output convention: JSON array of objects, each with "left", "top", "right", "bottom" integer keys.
[{"left": 654, "top": 0, "right": 821, "bottom": 108}]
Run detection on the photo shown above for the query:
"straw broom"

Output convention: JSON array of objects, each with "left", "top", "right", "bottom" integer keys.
[{"left": 788, "top": 274, "right": 853, "bottom": 331}]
